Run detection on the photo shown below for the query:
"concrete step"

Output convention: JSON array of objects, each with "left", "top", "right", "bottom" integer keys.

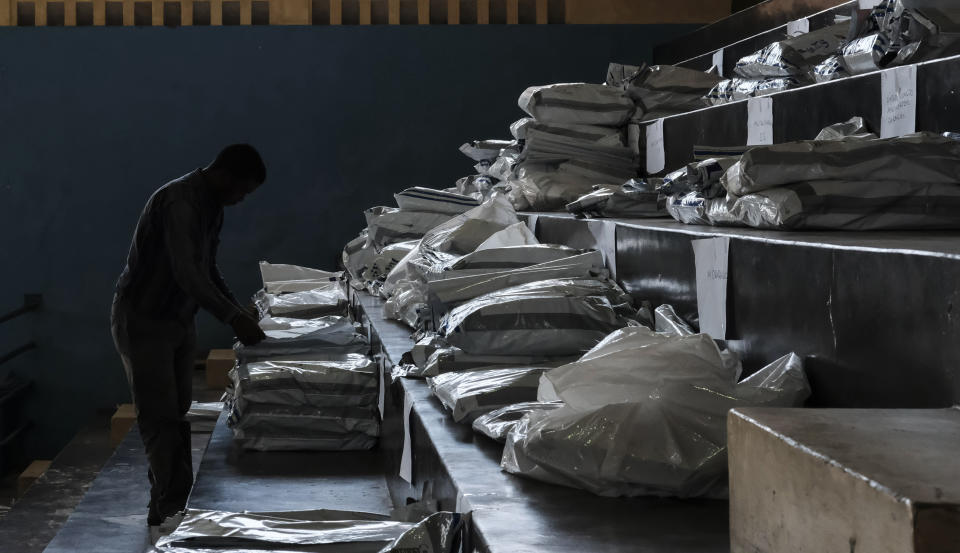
[
  {"left": 528, "top": 212, "right": 960, "bottom": 408},
  {"left": 728, "top": 407, "right": 960, "bottom": 553}
]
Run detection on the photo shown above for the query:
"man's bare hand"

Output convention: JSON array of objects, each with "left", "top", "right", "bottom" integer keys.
[{"left": 231, "top": 313, "right": 266, "bottom": 346}]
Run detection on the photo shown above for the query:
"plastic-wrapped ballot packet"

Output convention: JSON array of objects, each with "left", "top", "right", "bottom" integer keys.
[
  {"left": 704, "top": 76, "right": 800, "bottom": 105},
  {"left": 472, "top": 401, "right": 563, "bottom": 442},
  {"left": 721, "top": 132, "right": 960, "bottom": 196},
  {"left": 518, "top": 83, "right": 635, "bottom": 127},
  {"left": 394, "top": 187, "right": 481, "bottom": 216},
  {"left": 154, "top": 508, "right": 412, "bottom": 553},
  {"left": 566, "top": 180, "right": 665, "bottom": 218},
  {"left": 501, "top": 326, "right": 810, "bottom": 498},
  {"left": 254, "top": 287, "right": 348, "bottom": 320},
  {"left": 378, "top": 512, "right": 468, "bottom": 553},
  {"left": 813, "top": 54, "right": 847, "bottom": 83},
  {"left": 617, "top": 64, "right": 721, "bottom": 120},
  {"left": 438, "top": 279, "right": 636, "bottom": 357},
  {"left": 228, "top": 405, "right": 380, "bottom": 451},
  {"left": 381, "top": 196, "right": 522, "bottom": 298},
  {"left": 235, "top": 316, "right": 369, "bottom": 363},
  {"left": 502, "top": 165, "right": 601, "bottom": 212},
  {"left": 186, "top": 402, "right": 223, "bottom": 433},
  {"left": 230, "top": 355, "right": 379, "bottom": 409},
  {"left": 363, "top": 241, "right": 419, "bottom": 293},
  {"left": 455, "top": 174, "right": 496, "bottom": 201},
  {"left": 429, "top": 367, "right": 550, "bottom": 423},
  {"left": 459, "top": 139, "right": 515, "bottom": 162},
  {"left": 400, "top": 344, "right": 575, "bottom": 379},
  {"left": 364, "top": 207, "right": 453, "bottom": 251},
  {"left": 259, "top": 262, "right": 345, "bottom": 295},
  {"left": 734, "top": 22, "right": 849, "bottom": 80},
  {"left": 343, "top": 232, "right": 376, "bottom": 290},
  {"left": 665, "top": 191, "right": 714, "bottom": 225}
]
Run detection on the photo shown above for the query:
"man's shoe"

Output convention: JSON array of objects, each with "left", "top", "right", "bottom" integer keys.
[{"left": 158, "top": 511, "right": 186, "bottom": 536}]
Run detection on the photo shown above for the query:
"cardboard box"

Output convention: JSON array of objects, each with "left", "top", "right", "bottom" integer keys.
[
  {"left": 17, "top": 459, "right": 52, "bottom": 497},
  {"left": 110, "top": 403, "right": 136, "bottom": 447},
  {"left": 206, "top": 349, "right": 236, "bottom": 389}
]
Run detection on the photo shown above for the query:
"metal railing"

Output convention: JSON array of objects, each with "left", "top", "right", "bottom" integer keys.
[{"left": 0, "top": 294, "right": 41, "bottom": 367}]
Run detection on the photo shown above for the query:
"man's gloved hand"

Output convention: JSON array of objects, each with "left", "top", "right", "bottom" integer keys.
[{"left": 231, "top": 313, "right": 266, "bottom": 346}]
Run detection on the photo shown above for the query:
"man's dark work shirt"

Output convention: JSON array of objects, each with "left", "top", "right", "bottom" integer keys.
[{"left": 115, "top": 169, "right": 243, "bottom": 323}]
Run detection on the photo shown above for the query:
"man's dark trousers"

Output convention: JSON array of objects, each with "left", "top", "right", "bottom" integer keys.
[{"left": 111, "top": 300, "right": 195, "bottom": 525}]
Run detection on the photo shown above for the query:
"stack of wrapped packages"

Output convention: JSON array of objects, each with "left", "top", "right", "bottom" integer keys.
[
  {"left": 707, "top": 0, "right": 960, "bottom": 104},
  {"left": 663, "top": 117, "right": 960, "bottom": 230},
  {"left": 226, "top": 262, "right": 380, "bottom": 451},
  {"left": 342, "top": 186, "right": 480, "bottom": 296}
]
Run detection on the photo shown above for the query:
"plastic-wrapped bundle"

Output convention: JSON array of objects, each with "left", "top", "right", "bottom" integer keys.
[
  {"left": 343, "top": 232, "right": 376, "bottom": 289},
  {"left": 438, "top": 279, "right": 636, "bottom": 357},
  {"left": 501, "top": 166, "right": 602, "bottom": 212},
  {"left": 230, "top": 356, "right": 378, "bottom": 409},
  {"left": 455, "top": 174, "right": 496, "bottom": 201},
  {"left": 394, "top": 187, "right": 481, "bottom": 216},
  {"left": 259, "top": 262, "right": 344, "bottom": 295},
  {"left": 254, "top": 286, "right": 348, "bottom": 320},
  {"left": 704, "top": 76, "right": 801, "bottom": 105},
  {"left": 186, "top": 401, "right": 222, "bottom": 433},
  {"left": 429, "top": 367, "right": 549, "bottom": 423},
  {"left": 620, "top": 64, "right": 721, "bottom": 120},
  {"left": 229, "top": 406, "right": 379, "bottom": 451},
  {"left": 235, "top": 316, "right": 369, "bottom": 362},
  {"left": 722, "top": 132, "right": 960, "bottom": 196},
  {"left": 444, "top": 244, "right": 584, "bottom": 272},
  {"left": 378, "top": 512, "right": 467, "bottom": 553},
  {"left": 382, "top": 196, "right": 522, "bottom": 297},
  {"left": 472, "top": 401, "right": 563, "bottom": 442},
  {"left": 518, "top": 83, "right": 636, "bottom": 127},
  {"left": 364, "top": 207, "right": 453, "bottom": 251},
  {"left": 734, "top": 22, "right": 849, "bottom": 81},
  {"left": 428, "top": 251, "right": 606, "bottom": 309},
  {"left": 566, "top": 180, "right": 665, "bottom": 218},
  {"left": 501, "top": 326, "right": 810, "bottom": 497},
  {"left": 459, "top": 139, "right": 516, "bottom": 162},
  {"left": 813, "top": 54, "right": 847, "bottom": 83},
  {"left": 155, "top": 509, "right": 412, "bottom": 552}
]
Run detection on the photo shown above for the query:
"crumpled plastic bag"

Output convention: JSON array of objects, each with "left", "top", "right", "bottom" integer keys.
[
  {"left": 429, "top": 367, "right": 550, "bottom": 423},
  {"left": 235, "top": 316, "right": 369, "bottom": 362},
  {"left": 364, "top": 207, "right": 453, "bottom": 251},
  {"left": 518, "top": 83, "right": 635, "bottom": 127},
  {"left": 394, "top": 187, "right": 481, "bottom": 216},
  {"left": 459, "top": 139, "right": 515, "bottom": 162},
  {"left": 438, "top": 279, "right": 636, "bottom": 357},
  {"left": 565, "top": 180, "right": 666, "bottom": 219},
  {"left": 501, "top": 326, "right": 810, "bottom": 498},
  {"left": 471, "top": 401, "right": 563, "bottom": 442},
  {"left": 155, "top": 509, "right": 410, "bottom": 552}
]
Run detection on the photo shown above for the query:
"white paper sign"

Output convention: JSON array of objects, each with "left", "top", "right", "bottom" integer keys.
[
  {"left": 712, "top": 49, "right": 724, "bottom": 76},
  {"left": 858, "top": 0, "right": 882, "bottom": 9},
  {"left": 587, "top": 220, "right": 617, "bottom": 279},
  {"left": 692, "top": 237, "right": 729, "bottom": 339},
  {"left": 880, "top": 64, "right": 917, "bottom": 138},
  {"left": 645, "top": 119, "right": 665, "bottom": 174},
  {"left": 786, "top": 18, "right": 809, "bottom": 37},
  {"left": 455, "top": 489, "right": 472, "bottom": 513},
  {"left": 377, "top": 355, "right": 386, "bottom": 419},
  {"left": 399, "top": 391, "right": 413, "bottom": 483},
  {"left": 747, "top": 97, "right": 774, "bottom": 146},
  {"left": 525, "top": 214, "right": 539, "bottom": 234}
]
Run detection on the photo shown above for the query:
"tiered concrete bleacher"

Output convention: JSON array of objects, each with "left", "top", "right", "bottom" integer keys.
[{"left": 728, "top": 407, "right": 960, "bottom": 553}]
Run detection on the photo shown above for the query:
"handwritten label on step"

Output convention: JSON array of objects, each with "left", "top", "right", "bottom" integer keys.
[
  {"left": 399, "top": 391, "right": 413, "bottom": 483},
  {"left": 645, "top": 119, "right": 665, "bottom": 175},
  {"left": 786, "top": 18, "right": 809, "bottom": 37},
  {"left": 712, "top": 49, "right": 724, "bottom": 77},
  {"left": 880, "top": 64, "right": 917, "bottom": 138},
  {"left": 692, "top": 237, "right": 730, "bottom": 340},
  {"left": 858, "top": 0, "right": 883, "bottom": 9},
  {"left": 747, "top": 97, "right": 774, "bottom": 146}
]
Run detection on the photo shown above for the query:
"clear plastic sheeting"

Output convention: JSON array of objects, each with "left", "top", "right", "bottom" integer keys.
[
  {"left": 429, "top": 367, "right": 550, "bottom": 423},
  {"left": 364, "top": 207, "right": 453, "bottom": 251},
  {"left": 235, "top": 316, "right": 369, "bottom": 363},
  {"left": 394, "top": 187, "right": 481, "bottom": 216},
  {"left": 254, "top": 287, "right": 348, "bottom": 320},
  {"left": 471, "top": 401, "right": 563, "bottom": 442},
  {"left": 226, "top": 355, "right": 379, "bottom": 451},
  {"left": 259, "top": 262, "right": 343, "bottom": 295},
  {"left": 154, "top": 508, "right": 410, "bottom": 552},
  {"left": 518, "top": 83, "right": 635, "bottom": 127},
  {"left": 438, "top": 279, "right": 636, "bottom": 357},
  {"left": 614, "top": 64, "right": 721, "bottom": 120},
  {"left": 566, "top": 180, "right": 666, "bottom": 218},
  {"left": 502, "top": 326, "right": 810, "bottom": 497},
  {"left": 377, "top": 512, "right": 467, "bottom": 553}
]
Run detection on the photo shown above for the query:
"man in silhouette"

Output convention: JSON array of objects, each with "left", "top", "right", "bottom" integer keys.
[{"left": 111, "top": 144, "right": 267, "bottom": 529}]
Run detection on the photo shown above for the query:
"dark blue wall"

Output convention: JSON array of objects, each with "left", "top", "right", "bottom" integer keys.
[{"left": 0, "top": 24, "right": 695, "bottom": 458}]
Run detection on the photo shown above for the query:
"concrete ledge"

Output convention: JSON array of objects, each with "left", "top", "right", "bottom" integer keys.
[{"left": 728, "top": 407, "right": 960, "bottom": 553}]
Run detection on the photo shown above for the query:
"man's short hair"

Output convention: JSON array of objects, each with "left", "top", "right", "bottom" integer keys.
[{"left": 210, "top": 144, "right": 266, "bottom": 184}]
